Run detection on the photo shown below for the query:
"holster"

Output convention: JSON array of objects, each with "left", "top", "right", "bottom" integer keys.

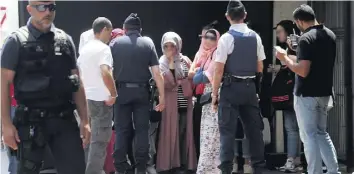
[
  {"left": 11, "top": 108, "right": 46, "bottom": 172},
  {"left": 149, "top": 79, "right": 161, "bottom": 123},
  {"left": 221, "top": 74, "right": 232, "bottom": 87}
]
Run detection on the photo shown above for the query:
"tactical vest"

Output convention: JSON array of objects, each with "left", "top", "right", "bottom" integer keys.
[
  {"left": 225, "top": 30, "right": 258, "bottom": 77},
  {"left": 13, "top": 26, "right": 78, "bottom": 109}
]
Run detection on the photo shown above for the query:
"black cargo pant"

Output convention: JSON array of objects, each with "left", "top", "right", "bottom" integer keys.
[
  {"left": 113, "top": 86, "right": 150, "bottom": 173},
  {"left": 218, "top": 79, "right": 265, "bottom": 173},
  {"left": 14, "top": 108, "right": 86, "bottom": 174}
]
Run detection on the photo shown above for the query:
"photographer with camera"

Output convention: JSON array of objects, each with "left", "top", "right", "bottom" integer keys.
[
  {"left": 275, "top": 5, "right": 339, "bottom": 174},
  {"left": 272, "top": 20, "right": 302, "bottom": 173}
]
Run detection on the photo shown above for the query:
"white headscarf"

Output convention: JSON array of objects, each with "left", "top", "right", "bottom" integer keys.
[{"left": 159, "top": 32, "right": 184, "bottom": 78}]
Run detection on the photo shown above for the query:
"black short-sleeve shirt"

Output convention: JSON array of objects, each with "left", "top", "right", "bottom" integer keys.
[
  {"left": 294, "top": 24, "right": 336, "bottom": 97},
  {"left": 110, "top": 30, "right": 159, "bottom": 83},
  {"left": 1, "top": 20, "right": 77, "bottom": 72}
]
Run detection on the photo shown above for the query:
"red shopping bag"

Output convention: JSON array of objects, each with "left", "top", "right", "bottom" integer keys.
[{"left": 104, "top": 131, "right": 116, "bottom": 173}]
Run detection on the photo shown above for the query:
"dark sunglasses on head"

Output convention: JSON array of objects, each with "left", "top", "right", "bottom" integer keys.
[
  {"left": 203, "top": 36, "right": 216, "bottom": 41},
  {"left": 203, "top": 35, "right": 217, "bottom": 41},
  {"left": 31, "top": 4, "right": 56, "bottom": 12}
]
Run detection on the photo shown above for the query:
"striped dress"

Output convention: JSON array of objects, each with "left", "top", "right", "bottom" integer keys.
[{"left": 177, "top": 60, "right": 189, "bottom": 108}]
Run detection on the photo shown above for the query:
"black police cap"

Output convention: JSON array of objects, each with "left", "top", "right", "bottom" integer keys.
[{"left": 226, "top": 0, "right": 246, "bottom": 13}]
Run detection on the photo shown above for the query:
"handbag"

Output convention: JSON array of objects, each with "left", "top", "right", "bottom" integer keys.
[
  {"left": 192, "top": 51, "right": 214, "bottom": 85},
  {"left": 199, "top": 92, "right": 212, "bottom": 105},
  {"left": 193, "top": 70, "right": 209, "bottom": 85},
  {"left": 262, "top": 117, "right": 271, "bottom": 145}
]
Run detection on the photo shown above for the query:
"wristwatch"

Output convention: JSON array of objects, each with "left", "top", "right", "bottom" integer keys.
[{"left": 110, "top": 95, "right": 118, "bottom": 98}]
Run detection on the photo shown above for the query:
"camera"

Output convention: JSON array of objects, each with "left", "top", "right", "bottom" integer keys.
[{"left": 288, "top": 34, "right": 300, "bottom": 50}]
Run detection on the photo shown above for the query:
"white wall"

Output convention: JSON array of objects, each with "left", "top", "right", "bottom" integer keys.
[
  {"left": 272, "top": 1, "right": 306, "bottom": 153},
  {"left": 0, "top": 0, "right": 19, "bottom": 49},
  {"left": 0, "top": 0, "right": 19, "bottom": 155}
]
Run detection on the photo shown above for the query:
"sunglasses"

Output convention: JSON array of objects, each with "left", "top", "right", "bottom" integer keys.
[
  {"left": 203, "top": 35, "right": 217, "bottom": 41},
  {"left": 31, "top": 4, "right": 56, "bottom": 12}
]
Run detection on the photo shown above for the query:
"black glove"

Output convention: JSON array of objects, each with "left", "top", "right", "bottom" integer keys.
[{"left": 255, "top": 72, "right": 263, "bottom": 95}]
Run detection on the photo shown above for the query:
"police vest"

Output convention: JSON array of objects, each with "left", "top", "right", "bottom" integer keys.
[
  {"left": 13, "top": 26, "right": 78, "bottom": 108},
  {"left": 225, "top": 30, "right": 258, "bottom": 76}
]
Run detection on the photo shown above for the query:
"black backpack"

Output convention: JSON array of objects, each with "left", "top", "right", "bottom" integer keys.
[{"left": 271, "top": 67, "right": 295, "bottom": 110}]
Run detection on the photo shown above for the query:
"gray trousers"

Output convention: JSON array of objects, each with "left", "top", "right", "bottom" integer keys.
[
  {"left": 218, "top": 80, "right": 265, "bottom": 173},
  {"left": 86, "top": 100, "right": 113, "bottom": 174}
]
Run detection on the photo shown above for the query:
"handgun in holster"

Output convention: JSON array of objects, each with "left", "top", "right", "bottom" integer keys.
[
  {"left": 148, "top": 79, "right": 157, "bottom": 110},
  {"left": 222, "top": 74, "right": 232, "bottom": 87}
]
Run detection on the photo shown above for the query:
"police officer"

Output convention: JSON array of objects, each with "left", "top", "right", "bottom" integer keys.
[
  {"left": 1, "top": 1, "right": 90, "bottom": 174},
  {"left": 211, "top": 1, "right": 266, "bottom": 174},
  {"left": 110, "top": 13, "right": 165, "bottom": 174}
]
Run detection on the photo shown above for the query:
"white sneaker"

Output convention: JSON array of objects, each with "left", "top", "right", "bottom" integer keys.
[
  {"left": 146, "top": 165, "right": 157, "bottom": 174},
  {"left": 232, "top": 162, "right": 238, "bottom": 173},
  {"left": 243, "top": 164, "right": 253, "bottom": 174},
  {"left": 279, "top": 159, "right": 297, "bottom": 173}
]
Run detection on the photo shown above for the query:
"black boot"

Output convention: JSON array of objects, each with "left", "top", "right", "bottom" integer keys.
[
  {"left": 115, "top": 172, "right": 126, "bottom": 174},
  {"left": 218, "top": 163, "right": 233, "bottom": 174},
  {"left": 135, "top": 168, "right": 147, "bottom": 174},
  {"left": 220, "top": 169, "right": 232, "bottom": 174}
]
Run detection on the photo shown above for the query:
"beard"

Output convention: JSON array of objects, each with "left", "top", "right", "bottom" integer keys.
[{"left": 36, "top": 15, "right": 54, "bottom": 29}]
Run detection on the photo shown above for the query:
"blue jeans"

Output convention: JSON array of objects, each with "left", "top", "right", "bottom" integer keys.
[
  {"left": 234, "top": 139, "right": 250, "bottom": 158},
  {"left": 294, "top": 96, "right": 340, "bottom": 174},
  {"left": 6, "top": 106, "right": 18, "bottom": 174},
  {"left": 283, "top": 110, "right": 300, "bottom": 158}
]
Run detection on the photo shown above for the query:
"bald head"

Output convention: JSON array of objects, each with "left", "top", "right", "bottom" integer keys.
[{"left": 28, "top": 0, "right": 55, "bottom": 5}]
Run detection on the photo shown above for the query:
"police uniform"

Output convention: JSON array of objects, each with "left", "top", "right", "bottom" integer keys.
[
  {"left": 0, "top": 19, "right": 85, "bottom": 174},
  {"left": 214, "top": 2, "right": 266, "bottom": 173},
  {"left": 110, "top": 14, "right": 159, "bottom": 174}
]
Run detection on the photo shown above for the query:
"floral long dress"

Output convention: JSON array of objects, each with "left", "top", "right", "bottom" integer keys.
[{"left": 196, "top": 84, "right": 221, "bottom": 174}]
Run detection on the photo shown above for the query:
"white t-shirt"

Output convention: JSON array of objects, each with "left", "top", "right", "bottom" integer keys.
[
  {"left": 77, "top": 39, "right": 113, "bottom": 101},
  {"left": 78, "top": 29, "right": 94, "bottom": 55}
]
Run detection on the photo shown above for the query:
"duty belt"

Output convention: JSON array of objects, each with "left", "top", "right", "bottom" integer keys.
[
  {"left": 117, "top": 82, "right": 148, "bottom": 88},
  {"left": 229, "top": 77, "right": 255, "bottom": 82},
  {"left": 15, "top": 105, "right": 75, "bottom": 123}
]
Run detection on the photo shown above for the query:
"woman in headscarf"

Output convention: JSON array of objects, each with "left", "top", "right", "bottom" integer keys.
[
  {"left": 273, "top": 20, "right": 302, "bottom": 173},
  {"left": 192, "top": 21, "right": 218, "bottom": 158},
  {"left": 156, "top": 32, "right": 197, "bottom": 173},
  {"left": 188, "top": 29, "right": 221, "bottom": 174}
]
